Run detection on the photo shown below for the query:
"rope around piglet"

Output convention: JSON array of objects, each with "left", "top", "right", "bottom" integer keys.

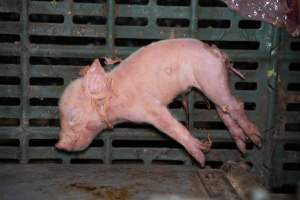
[{"left": 80, "top": 57, "right": 121, "bottom": 130}]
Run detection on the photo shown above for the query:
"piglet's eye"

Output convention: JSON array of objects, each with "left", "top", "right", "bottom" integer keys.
[{"left": 68, "top": 108, "right": 81, "bottom": 126}]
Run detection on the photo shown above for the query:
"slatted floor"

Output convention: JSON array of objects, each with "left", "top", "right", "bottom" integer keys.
[{"left": 0, "top": 0, "right": 299, "bottom": 194}]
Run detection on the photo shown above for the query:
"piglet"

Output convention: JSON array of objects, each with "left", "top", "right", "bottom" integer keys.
[{"left": 56, "top": 38, "right": 262, "bottom": 166}]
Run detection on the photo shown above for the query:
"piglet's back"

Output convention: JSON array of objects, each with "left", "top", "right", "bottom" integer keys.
[{"left": 110, "top": 39, "right": 204, "bottom": 104}]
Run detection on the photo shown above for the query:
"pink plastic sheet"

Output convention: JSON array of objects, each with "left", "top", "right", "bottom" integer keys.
[{"left": 223, "top": 0, "right": 300, "bottom": 37}]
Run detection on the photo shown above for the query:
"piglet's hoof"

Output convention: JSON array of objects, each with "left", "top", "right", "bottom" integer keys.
[{"left": 200, "top": 137, "right": 212, "bottom": 153}]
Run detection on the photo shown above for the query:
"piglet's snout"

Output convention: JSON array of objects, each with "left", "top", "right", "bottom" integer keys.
[
  {"left": 55, "top": 142, "right": 63, "bottom": 150},
  {"left": 55, "top": 136, "right": 74, "bottom": 151},
  {"left": 55, "top": 141, "right": 71, "bottom": 151}
]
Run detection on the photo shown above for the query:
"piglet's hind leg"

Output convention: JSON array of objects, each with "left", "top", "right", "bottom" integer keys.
[
  {"left": 224, "top": 100, "right": 262, "bottom": 147},
  {"left": 193, "top": 65, "right": 262, "bottom": 149},
  {"left": 216, "top": 106, "right": 247, "bottom": 153}
]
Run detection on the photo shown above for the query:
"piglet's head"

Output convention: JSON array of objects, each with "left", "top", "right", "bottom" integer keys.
[{"left": 56, "top": 59, "right": 111, "bottom": 152}]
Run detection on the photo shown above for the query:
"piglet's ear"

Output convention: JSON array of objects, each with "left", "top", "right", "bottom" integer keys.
[
  {"left": 79, "top": 59, "right": 105, "bottom": 77},
  {"left": 83, "top": 59, "right": 105, "bottom": 76},
  {"left": 79, "top": 65, "right": 90, "bottom": 77},
  {"left": 83, "top": 59, "right": 108, "bottom": 99},
  {"left": 89, "top": 59, "right": 105, "bottom": 76}
]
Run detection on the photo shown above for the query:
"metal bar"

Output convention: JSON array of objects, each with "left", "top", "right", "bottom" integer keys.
[
  {"left": 114, "top": 47, "right": 273, "bottom": 59},
  {"left": 264, "top": 27, "right": 281, "bottom": 187},
  {"left": 274, "top": 135, "right": 300, "bottom": 142},
  {"left": 19, "top": 0, "right": 29, "bottom": 164},
  {"left": 188, "top": 0, "right": 199, "bottom": 133},
  {"left": 27, "top": 147, "right": 104, "bottom": 160},
  {"left": 106, "top": 0, "right": 115, "bottom": 57},
  {"left": 0, "top": 128, "right": 21, "bottom": 138},
  {"left": 270, "top": 29, "right": 299, "bottom": 188},
  {"left": 29, "top": 45, "right": 107, "bottom": 57},
  {"left": 102, "top": 0, "right": 116, "bottom": 164}
]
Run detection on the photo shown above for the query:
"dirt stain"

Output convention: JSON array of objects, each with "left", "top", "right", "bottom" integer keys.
[{"left": 66, "top": 182, "right": 134, "bottom": 200}]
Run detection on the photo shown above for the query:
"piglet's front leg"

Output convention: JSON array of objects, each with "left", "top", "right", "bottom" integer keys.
[{"left": 140, "top": 102, "right": 211, "bottom": 166}]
